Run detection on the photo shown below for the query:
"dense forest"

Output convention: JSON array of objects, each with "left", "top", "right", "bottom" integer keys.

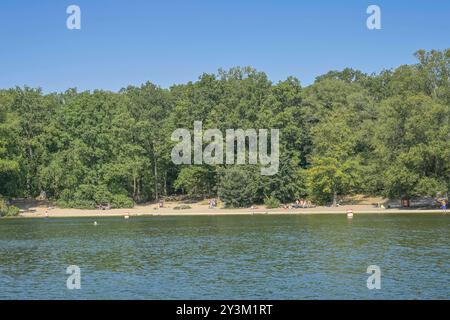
[{"left": 0, "top": 49, "right": 449, "bottom": 213}]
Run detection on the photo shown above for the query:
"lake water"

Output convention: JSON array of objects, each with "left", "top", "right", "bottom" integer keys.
[{"left": 0, "top": 214, "right": 448, "bottom": 299}]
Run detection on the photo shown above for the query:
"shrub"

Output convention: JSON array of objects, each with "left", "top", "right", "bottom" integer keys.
[
  {"left": 111, "top": 194, "right": 134, "bottom": 208},
  {"left": 57, "top": 199, "right": 96, "bottom": 209},
  {"left": 264, "top": 196, "right": 280, "bottom": 209},
  {"left": 0, "top": 198, "right": 8, "bottom": 216},
  {"left": 7, "top": 205, "right": 20, "bottom": 216},
  {"left": 70, "top": 199, "right": 97, "bottom": 209},
  {"left": 73, "top": 184, "right": 96, "bottom": 202},
  {"left": 174, "top": 166, "right": 216, "bottom": 197},
  {"left": 57, "top": 185, "right": 129, "bottom": 208},
  {"left": 56, "top": 199, "right": 70, "bottom": 208},
  {"left": 218, "top": 166, "right": 259, "bottom": 208},
  {"left": 0, "top": 199, "right": 20, "bottom": 217},
  {"left": 173, "top": 204, "right": 191, "bottom": 210},
  {"left": 57, "top": 191, "right": 134, "bottom": 209},
  {"left": 59, "top": 189, "right": 72, "bottom": 202},
  {"left": 93, "top": 185, "right": 113, "bottom": 205}
]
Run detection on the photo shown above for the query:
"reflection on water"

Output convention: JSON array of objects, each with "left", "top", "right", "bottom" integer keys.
[{"left": 0, "top": 214, "right": 448, "bottom": 299}]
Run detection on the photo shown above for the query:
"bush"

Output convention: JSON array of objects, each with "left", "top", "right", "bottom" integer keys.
[
  {"left": 73, "top": 184, "right": 96, "bottom": 202},
  {"left": 7, "top": 205, "right": 20, "bottom": 216},
  {"left": 57, "top": 191, "right": 134, "bottom": 209},
  {"left": 0, "top": 198, "right": 8, "bottom": 215},
  {"left": 56, "top": 199, "right": 96, "bottom": 209},
  {"left": 111, "top": 194, "right": 134, "bottom": 208},
  {"left": 59, "top": 189, "right": 72, "bottom": 202},
  {"left": 173, "top": 204, "right": 191, "bottom": 210},
  {"left": 57, "top": 185, "right": 130, "bottom": 209},
  {"left": 0, "top": 199, "right": 20, "bottom": 217},
  {"left": 71, "top": 199, "right": 97, "bottom": 209},
  {"left": 218, "top": 166, "right": 259, "bottom": 208},
  {"left": 264, "top": 196, "right": 280, "bottom": 209},
  {"left": 174, "top": 166, "right": 216, "bottom": 197},
  {"left": 56, "top": 199, "right": 70, "bottom": 208},
  {"left": 93, "top": 185, "right": 113, "bottom": 205}
]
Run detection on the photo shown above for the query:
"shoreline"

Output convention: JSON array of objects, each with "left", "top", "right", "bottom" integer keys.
[{"left": 10, "top": 203, "right": 447, "bottom": 218}]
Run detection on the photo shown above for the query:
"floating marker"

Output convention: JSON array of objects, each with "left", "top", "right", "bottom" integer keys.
[{"left": 347, "top": 208, "right": 354, "bottom": 218}]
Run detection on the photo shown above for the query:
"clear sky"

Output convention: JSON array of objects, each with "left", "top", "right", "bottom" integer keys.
[{"left": 0, "top": 0, "right": 449, "bottom": 92}]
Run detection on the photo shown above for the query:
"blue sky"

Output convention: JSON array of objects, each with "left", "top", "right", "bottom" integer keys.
[{"left": 0, "top": 0, "right": 448, "bottom": 92}]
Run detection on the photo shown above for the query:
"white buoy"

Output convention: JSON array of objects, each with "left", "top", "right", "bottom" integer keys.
[
  {"left": 124, "top": 215, "right": 130, "bottom": 219},
  {"left": 346, "top": 208, "right": 354, "bottom": 218},
  {"left": 94, "top": 221, "right": 98, "bottom": 226}
]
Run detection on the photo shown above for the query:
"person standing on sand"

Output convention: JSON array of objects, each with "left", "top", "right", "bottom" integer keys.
[{"left": 441, "top": 199, "right": 447, "bottom": 212}]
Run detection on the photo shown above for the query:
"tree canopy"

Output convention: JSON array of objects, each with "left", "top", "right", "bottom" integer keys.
[{"left": 0, "top": 49, "right": 448, "bottom": 208}]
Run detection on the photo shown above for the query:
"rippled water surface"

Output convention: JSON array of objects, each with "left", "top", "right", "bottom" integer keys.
[{"left": 0, "top": 214, "right": 448, "bottom": 299}]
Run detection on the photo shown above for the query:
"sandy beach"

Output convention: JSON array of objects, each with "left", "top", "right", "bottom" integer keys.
[{"left": 12, "top": 200, "right": 446, "bottom": 218}]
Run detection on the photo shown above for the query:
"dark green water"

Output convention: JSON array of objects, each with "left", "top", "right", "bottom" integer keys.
[{"left": 0, "top": 214, "right": 448, "bottom": 299}]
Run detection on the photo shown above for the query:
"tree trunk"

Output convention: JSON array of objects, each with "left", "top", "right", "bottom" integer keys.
[
  {"left": 152, "top": 141, "right": 159, "bottom": 202},
  {"left": 332, "top": 186, "right": 337, "bottom": 207},
  {"left": 154, "top": 159, "right": 158, "bottom": 201},
  {"left": 26, "top": 145, "right": 33, "bottom": 197},
  {"left": 137, "top": 178, "right": 141, "bottom": 202},
  {"left": 164, "top": 172, "right": 167, "bottom": 196}
]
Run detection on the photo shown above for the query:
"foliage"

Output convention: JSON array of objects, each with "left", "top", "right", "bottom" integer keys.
[
  {"left": 174, "top": 166, "right": 216, "bottom": 197},
  {"left": 306, "top": 157, "right": 361, "bottom": 205},
  {"left": 0, "top": 198, "right": 9, "bottom": 216},
  {"left": 173, "top": 204, "right": 191, "bottom": 210},
  {"left": 0, "top": 49, "right": 448, "bottom": 208},
  {"left": 6, "top": 205, "right": 20, "bottom": 217},
  {"left": 218, "top": 166, "right": 259, "bottom": 208},
  {"left": 264, "top": 196, "right": 280, "bottom": 209},
  {"left": 111, "top": 194, "right": 135, "bottom": 209},
  {"left": 0, "top": 199, "right": 19, "bottom": 217}
]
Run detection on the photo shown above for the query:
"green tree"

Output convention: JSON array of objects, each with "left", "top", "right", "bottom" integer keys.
[
  {"left": 174, "top": 166, "right": 216, "bottom": 198},
  {"left": 218, "top": 166, "right": 259, "bottom": 208}
]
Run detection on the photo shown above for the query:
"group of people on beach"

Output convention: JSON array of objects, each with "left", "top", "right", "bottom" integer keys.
[
  {"left": 283, "top": 199, "right": 314, "bottom": 209},
  {"left": 208, "top": 199, "right": 217, "bottom": 209}
]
